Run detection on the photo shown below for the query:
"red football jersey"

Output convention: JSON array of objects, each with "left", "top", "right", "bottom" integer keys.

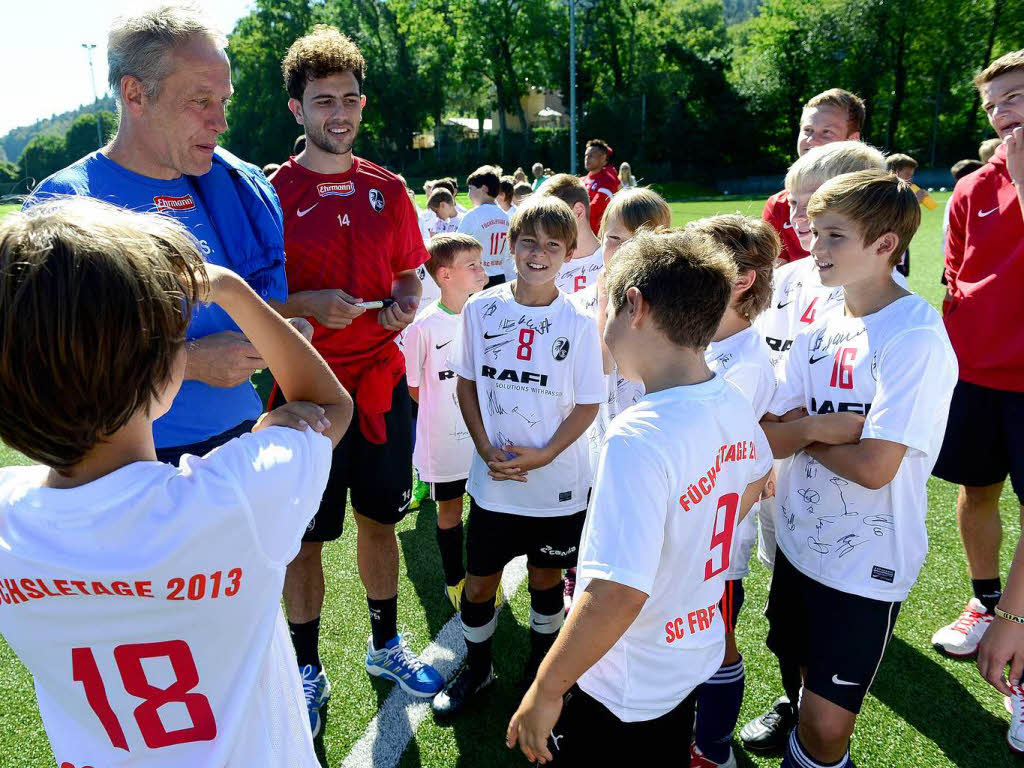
[
  {"left": 762, "top": 189, "right": 810, "bottom": 263},
  {"left": 582, "top": 165, "right": 621, "bottom": 235},
  {"left": 272, "top": 157, "right": 428, "bottom": 370},
  {"left": 945, "top": 142, "right": 1024, "bottom": 391}
]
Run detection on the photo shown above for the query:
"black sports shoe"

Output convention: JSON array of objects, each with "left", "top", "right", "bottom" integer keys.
[
  {"left": 431, "top": 664, "right": 494, "bottom": 720},
  {"left": 738, "top": 696, "right": 797, "bottom": 752}
]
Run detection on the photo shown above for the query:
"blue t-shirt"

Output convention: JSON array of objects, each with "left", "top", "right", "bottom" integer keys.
[{"left": 29, "top": 152, "right": 265, "bottom": 448}]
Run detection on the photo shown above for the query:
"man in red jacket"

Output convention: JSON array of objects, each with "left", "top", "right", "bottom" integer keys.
[
  {"left": 761, "top": 89, "right": 865, "bottom": 263},
  {"left": 581, "top": 138, "right": 621, "bottom": 235},
  {"left": 931, "top": 50, "right": 1024, "bottom": 671}
]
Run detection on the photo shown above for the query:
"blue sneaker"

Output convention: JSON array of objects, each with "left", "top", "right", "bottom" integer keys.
[
  {"left": 365, "top": 634, "right": 444, "bottom": 697},
  {"left": 299, "top": 664, "right": 330, "bottom": 738}
]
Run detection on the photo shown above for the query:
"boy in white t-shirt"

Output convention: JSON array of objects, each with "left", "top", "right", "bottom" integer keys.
[
  {"left": 537, "top": 173, "right": 606, "bottom": 294},
  {"left": 761, "top": 170, "right": 957, "bottom": 768},
  {"left": 0, "top": 197, "right": 352, "bottom": 766},
  {"left": 427, "top": 188, "right": 461, "bottom": 236},
  {"left": 403, "top": 234, "right": 488, "bottom": 610},
  {"left": 458, "top": 165, "right": 512, "bottom": 287},
  {"left": 433, "top": 198, "right": 604, "bottom": 719},
  {"left": 507, "top": 227, "right": 771, "bottom": 764},
  {"left": 687, "top": 215, "right": 780, "bottom": 768}
]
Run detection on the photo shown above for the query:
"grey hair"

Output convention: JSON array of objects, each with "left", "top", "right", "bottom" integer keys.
[
  {"left": 785, "top": 141, "right": 886, "bottom": 193},
  {"left": 107, "top": 3, "right": 228, "bottom": 106}
]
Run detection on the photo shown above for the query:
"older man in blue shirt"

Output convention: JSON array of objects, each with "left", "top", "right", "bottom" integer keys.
[{"left": 28, "top": 4, "right": 300, "bottom": 463}]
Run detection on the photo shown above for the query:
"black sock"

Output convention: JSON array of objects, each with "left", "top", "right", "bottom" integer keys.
[
  {"left": 527, "top": 583, "right": 564, "bottom": 675},
  {"left": 973, "top": 578, "right": 1002, "bottom": 614},
  {"left": 436, "top": 522, "right": 465, "bottom": 587},
  {"left": 289, "top": 617, "right": 321, "bottom": 669},
  {"left": 780, "top": 656, "right": 802, "bottom": 710},
  {"left": 462, "top": 595, "right": 497, "bottom": 674},
  {"left": 367, "top": 595, "right": 398, "bottom": 650}
]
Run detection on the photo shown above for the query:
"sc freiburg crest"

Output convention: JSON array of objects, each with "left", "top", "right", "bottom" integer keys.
[{"left": 369, "top": 188, "right": 386, "bottom": 213}]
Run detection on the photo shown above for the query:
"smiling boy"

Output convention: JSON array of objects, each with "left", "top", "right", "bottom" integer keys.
[{"left": 434, "top": 197, "right": 604, "bottom": 719}]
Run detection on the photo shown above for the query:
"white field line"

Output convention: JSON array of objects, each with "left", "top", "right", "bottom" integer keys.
[{"left": 339, "top": 555, "right": 529, "bottom": 768}]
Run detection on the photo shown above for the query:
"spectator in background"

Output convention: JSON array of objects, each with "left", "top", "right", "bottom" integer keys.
[
  {"left": 939, "top": 159, "right": 984, "bottom": 285},
  {"left": 531, "top": 162, "right": 548, "bottom": 191},
  {"left": 427, "top": 188, "right": 460, "bottom": 235},
  {"left": 436, "top": 177, "right": 467, "bottom": 214},
  {"left": 294, "top": 134, "right": 306, "bottom": 155},
  {"left": 497, "top": 175, "right": 516, "bottom": 213},
  {"left": 513, "top": 166, "right": 528, "bottom": 185},
  {"left": 980, "top": 137, "right": 1001, "bottom": 163},
  {"left": 581, "top": 138, "right": 621, "bottom": 235},
  {"left": 263, "top": 162, "right": 281, "bottom": 177},
  {"left": 619, "top": 162, "right": 637, "bottom": 189},
  {"left": 512, "top": 182, "right": 533, "bottom": 208}
]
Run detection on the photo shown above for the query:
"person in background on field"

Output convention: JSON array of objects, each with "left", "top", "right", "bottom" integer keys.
[
  {"left": 263, "top": 162, "right": 281, "bottom": 178},
  {"left": 935, "top": 54, "right": 1024, "bottom": 755},
  {"left": 514, "top": 167, "right": 528, "bottom": 186},
  {"left": 458, "top": 165, "right": 512, "bottom": 287},
  {"left": 581, "top": 138, "right": 621, "bottom": 235},
  {"left": 761, "top": 89, "right": 865, "bottom": 264},
  {"left": 428, "top": 189, "right": 461, "bottom": 235},
  {"left": 513, "top": 182, "right": 533, "bottom": 208},
  {"left": 980, "top": 137, "right": 1002, "bottom": 163},
  {"left": 619, "top": 162, "right": 637, "bottom": 189},
  {"left": 497, "top": 175, "right": 516, "bottom": 213},
  {"left": 531, "top": 162, "right": 549, "bottom": 191},
  {"left": 939, "top": 159, "right": 985, "bottom": 285}
]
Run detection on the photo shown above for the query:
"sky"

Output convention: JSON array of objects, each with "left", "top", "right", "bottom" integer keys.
[{"left": 1, "top": 0, "right": 253, "bottom": 137}]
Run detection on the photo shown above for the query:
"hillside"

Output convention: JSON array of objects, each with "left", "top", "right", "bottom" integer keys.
[{"left": 2, "top": 96, "right": 116, "bottom": 165}]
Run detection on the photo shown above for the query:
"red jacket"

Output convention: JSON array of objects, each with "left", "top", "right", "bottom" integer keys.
[
  {"left": 944, "top": 142, "right": 1024, "bottom": 391},
  {"left": 762, "top": 189, "right": 810, "bottom": 263},
  {"left": 582, "top": 166, "right": 621, "bottom": 235}
]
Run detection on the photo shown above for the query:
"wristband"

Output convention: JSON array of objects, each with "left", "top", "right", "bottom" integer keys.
[{"left": 995, "top": 606, "right": 1024, "bottom": 624}]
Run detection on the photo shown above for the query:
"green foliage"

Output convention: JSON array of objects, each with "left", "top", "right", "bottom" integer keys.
[
  {"left": 0, "top": 163, "right": 19, "bottom": 185},
  {"left": 1, "top": 96, "right": 116, "bottom": 166},
  {"left": 18, "top": 134, "right": 67, "bottom": 186}
]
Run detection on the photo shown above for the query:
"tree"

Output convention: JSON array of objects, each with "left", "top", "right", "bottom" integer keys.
[
  {"left": 0, "top": 161, "right": 19, "bottom": 185},
  {"left": 18, "top": 134, "right": 66, "bottom": 185},
  {"left": 62, "top": 112, "right": 118, "bottom": 163}
]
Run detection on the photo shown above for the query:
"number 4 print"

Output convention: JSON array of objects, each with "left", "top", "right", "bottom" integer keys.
[{"left": 72, "top": 640, "right": 216, "bottom": 750}]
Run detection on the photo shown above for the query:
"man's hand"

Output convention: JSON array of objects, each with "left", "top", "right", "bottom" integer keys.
[
  {"left": 252, "top": 401, "right": 331, "bottom": 434},
  {"left": 506, "top": 682, "right": 562, "bottom": 764},
  {"left": 1006, "top": 126, "right": 1024, "bottom": 188},
  {"left": 978, "top": 616, "right": 1024, "bottom": 696},
  {"left": 185, "top": 331, "right": 265, "bottom": 388},
  {"left": 379, "top": 295, "right": 419, "bottom": 332},
  {"left": 287, "top": 316, "right": 315, "bottom": 342},
  {"left": 301, "top": 289, "right": 366, "bottom": 329}
]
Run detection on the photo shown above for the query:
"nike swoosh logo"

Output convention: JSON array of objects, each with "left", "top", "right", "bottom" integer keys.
[
  {"left": 435, "top": 341, "right": 452, "bottom": 349},
  {"left": 832, "top": 674, "right": 859, "bottom": 686},
  {"left": 297, "top": 203, "right": 319, "bottom": 217},
  {"left": 397, "top": 498, "right": 412, "bottom": 513},
  {"left": 483, "top": 331, "right": 510, "bottom": 339},
  {"left": 783, "top": 222, "right": 794, "bottom": 229},
  {"left": 809, "top": 354, "right": 830, "bottom": 364},
  {"left": 978, "top": 207, "right": 999, "bottom": 217},
  {"left": 777, "top": 300, "right": 793, "bottom": 309}
]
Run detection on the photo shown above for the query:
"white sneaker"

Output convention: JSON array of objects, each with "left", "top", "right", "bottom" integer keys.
[
  {"left": 931, "top": 598, "right": 993, "bottom": 657},
  {"left": 1008, "top": 684, "right": 1024, "bottom": 753}
]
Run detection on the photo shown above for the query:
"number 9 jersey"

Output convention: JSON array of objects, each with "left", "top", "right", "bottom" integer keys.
[{"left": 0, "top": 426, "right": 332, "bottom": 766}]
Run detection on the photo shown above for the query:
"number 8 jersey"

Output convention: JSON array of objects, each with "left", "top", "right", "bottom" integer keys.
[
  {"left": 0, "top": 426, "right": 331, "bottom": 767},
  {"left": 450, "top": 282, "right": 605, "bottom": 516}
]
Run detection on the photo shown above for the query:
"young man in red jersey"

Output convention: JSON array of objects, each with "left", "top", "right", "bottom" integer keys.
[
  {"left": 581, "top": 139, "right": 621, "bottom": 235},
  {"left": 933, "top": 53, "right": 1024, "bottom": 739},
  {"left": 270, "top": 26, "right": 444, "bottom": 735},
  {"left": 761, "top": 89, "right": 865, "bottom": 263}
]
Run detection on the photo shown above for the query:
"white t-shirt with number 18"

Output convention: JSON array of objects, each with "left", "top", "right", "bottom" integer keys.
[
  {"left": 576, "top": 376, "right": 772, "bottom": 722},
  {"left": 0, "top": 427, "right": 331, "bottom": 767},
  {"left": 450, "top": 283, "right": 605, "bottom": 516},
  {"left": 457, "top": 202, "right": 510, "bottom": 280}
]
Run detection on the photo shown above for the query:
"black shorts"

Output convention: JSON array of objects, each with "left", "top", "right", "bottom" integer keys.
[
  {"left": 155, "top": 419, "right": 257, "bottom": 465},
  {"left": 932, "top": 379, "right": 1024, "bottom": 504},
  {"left": 720, "top": 579, "right": 745, "bottom": 635},
  {"left": 548, "top": 684, "right": 696, "bottom": 765},
  {"left": 485, "top": 273, "right": 506, "bottom": 289},
  {"left": 430, "top": 479, "right": 467, "bottom": 503},
  {"left": 465, "top": 499, "right": 586, "bottom": 576},
  {"left": 270, "top": 377, "right": 413, "bottom": 541},
  {"left": 765, "top": 550, "right": 900, "bottom": 714}
]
